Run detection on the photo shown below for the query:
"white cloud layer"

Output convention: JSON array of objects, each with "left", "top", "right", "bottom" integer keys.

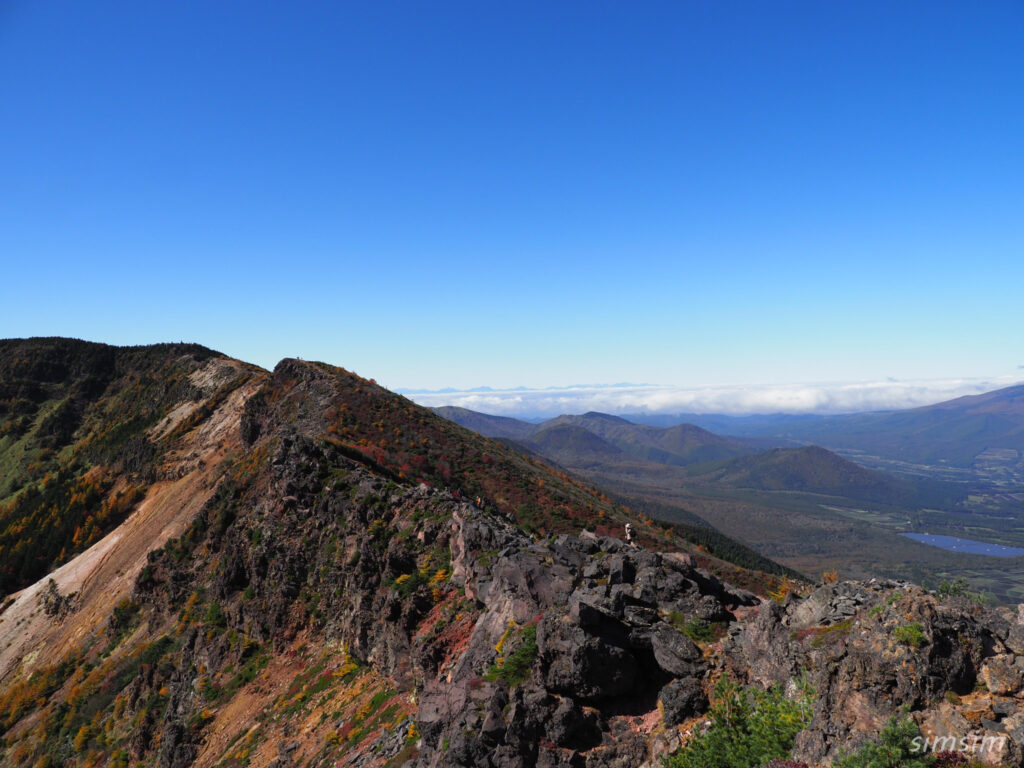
[{"left": 403, "top": 376, "right": 1024, "bottom": 418}]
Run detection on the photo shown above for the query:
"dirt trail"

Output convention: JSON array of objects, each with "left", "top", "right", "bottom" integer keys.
[{"left": 0, "top": 361, "right": 265, "bottom": 685}]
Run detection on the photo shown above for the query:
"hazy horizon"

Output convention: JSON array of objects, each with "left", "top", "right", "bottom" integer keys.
[
  {"left": 4, "top": 332, "right": 1018, "bottom": 417},
  {"left": 402, "top": 374, "right": 1024, "bottom": 418}
]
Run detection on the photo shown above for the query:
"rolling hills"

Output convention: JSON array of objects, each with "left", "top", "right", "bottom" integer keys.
[
  {"left": 518, "top": 423, "right": 627, "bottom": 466},
  {"left": 436, "top": 401, "right": 1024, "bottom": 602},
  {"left": 436, "top": 403, "right": 964, "bottom": 512},
  {"left": 542, "top": 413, "right": 761, "bottom": 466},
  {"left": 432, "top": 405, "right": 537, "bottom": 440},
  {"left": 693, "top": 445, "right": 964, "bottom": 509},
  {"left": 644, "top": 382, "right": 1024, "bottom": 470},
  {"left": 435, "top": 408, "right": 763, "bottom": 467}
]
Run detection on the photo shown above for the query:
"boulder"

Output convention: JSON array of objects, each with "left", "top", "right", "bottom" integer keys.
[
  {"left": 649, "top": 624, "right": 701, "bottom": 677},
  {"left": 658, "top": 677, "right": 707, "bottom": 725},
  {"left": 981, "top": 654, "right": 1024, "bottom": 695}
]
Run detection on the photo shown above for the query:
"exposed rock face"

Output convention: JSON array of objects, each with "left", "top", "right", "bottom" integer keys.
[
  {"left": 236, "top": 442, "right": 756, "bottom": 768},
  {"left": 417, "top": 537, "right": 1024, "bottom": 766},
  {"left": 720, "top": 579, "right": 1024, "bottom": 766},
  {"left": 414, "top": 509, "right": 755, "bottom": 768},
  {"left": 981, "top": 654, "right": 1024, "bottom": 696}
]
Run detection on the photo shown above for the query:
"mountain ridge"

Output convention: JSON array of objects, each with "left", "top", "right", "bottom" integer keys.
[{"left": 3, "top": 340, "right": 1024, "bottom": 768}]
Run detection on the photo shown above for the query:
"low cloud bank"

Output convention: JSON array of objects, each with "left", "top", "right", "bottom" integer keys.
[{"left": 403, "top": 377, "right": 1023, "bottom": 418}]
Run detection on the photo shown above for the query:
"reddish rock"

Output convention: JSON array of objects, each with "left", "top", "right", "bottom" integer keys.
[{"left": 980, "top": 654, "right": 1024, "bottom": 695}]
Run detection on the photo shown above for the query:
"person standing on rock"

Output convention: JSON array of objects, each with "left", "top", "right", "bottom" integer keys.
[{"left": 625, "top": 522, "right": 636, "bottom": 546}]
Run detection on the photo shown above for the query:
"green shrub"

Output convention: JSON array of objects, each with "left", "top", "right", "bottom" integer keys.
[
  {"left": 667, "top": 610, "right": 718, "bottom": 642},
  {"left": 204, "top": 600, "right": 227, "bottom": 629},
  {"left": 109, "top": 598, "right": 141, "bottom": 645},
  {"left": 834, "top": 713, "right": 932, "bottom": 768},
  {"left": 681, "top": 618, "right": 718, "bottom": 643},
  {"left": 367, "top": 688, "right": 396, "bottom": 712},
  {"left": 663, "top": 674, "right": 815, "bottom": 768},
  {"left": 892, "top": 622, "right": 926, "bottom": 649},
  {"left": 808, "top": 619, "right": 854, "bottom": 648},
  {"left": 936, "top": 578, "right": 989, "bottom": 605},
  {"left": 221, "top": 645, "right": 269, "bottom": 699},
  {"left": 937, "top": 578, "right": 967, "bottom": 598},
  {"left": 486, "top": 624, "right": 538, "bottom": 687},
  {"left": 391, "top": 571, "right": 424, "bottom": 598}
]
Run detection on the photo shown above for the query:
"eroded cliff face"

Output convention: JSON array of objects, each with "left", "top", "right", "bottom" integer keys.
[
  {"left": 3, "top": 353, "right": 1024, "bottom": 768},
  {"left": 0, "top": 353, "right": 264, "bottom": 686}
]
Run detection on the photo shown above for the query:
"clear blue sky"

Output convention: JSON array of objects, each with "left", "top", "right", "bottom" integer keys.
[{"left": 2, "top": 1, "right": 1022, "bottom": 393}]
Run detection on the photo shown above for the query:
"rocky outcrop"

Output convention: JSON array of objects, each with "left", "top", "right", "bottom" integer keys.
[
  {"left": 412, "top": 500, "right": 756, "bottom": 767},
  {"left": 148, "top": 421, "right": 756, "bottom": 768},
  {"left": 720, "top": 579, "right": 1024, "bottom": 766}
]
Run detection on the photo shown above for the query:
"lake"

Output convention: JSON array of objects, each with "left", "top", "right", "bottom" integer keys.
[{"left": 901, "top": 533, "right": 1024, "bottom": 557}]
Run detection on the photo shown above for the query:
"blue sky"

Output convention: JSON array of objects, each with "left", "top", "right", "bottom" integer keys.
[{"left": 1, "top": 1, "right": 1022, "bottom": 407}]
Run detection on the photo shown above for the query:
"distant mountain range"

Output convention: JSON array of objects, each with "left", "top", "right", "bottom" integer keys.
[
  {"left": 439, "top": 381, "right": 1024, "bottom": 482},
  {"left": 435, "top": 405, "right": 964, "bottom": 511},
  {"left": 434, "top": 407, "right": 769, "bottom": 467},
  {"left": 436, "top": 389, "right": 1024, "bottom": 600},
  {"left": 622, "top": 383, "right": 1024, "bottom": 469}
]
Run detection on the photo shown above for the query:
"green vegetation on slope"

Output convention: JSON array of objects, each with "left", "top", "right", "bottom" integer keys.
[{"left": 664, "top": 674, "right": 815, "bottom": 768}]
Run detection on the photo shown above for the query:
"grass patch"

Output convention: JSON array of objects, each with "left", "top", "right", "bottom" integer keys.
[{"left": 790, "top": 619, "right": 853, "bottom": 648}]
